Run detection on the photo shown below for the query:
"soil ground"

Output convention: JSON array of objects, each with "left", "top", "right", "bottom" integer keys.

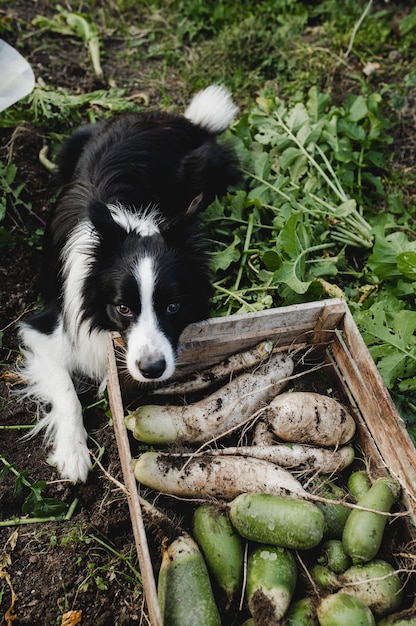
[{"left": 1, "top": 2, "right": 415, "bottom": 625}]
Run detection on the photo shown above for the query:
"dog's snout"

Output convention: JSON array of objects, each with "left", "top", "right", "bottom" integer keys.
[{"left": 137, "top": 357, "right": 166, "bottom": 379}]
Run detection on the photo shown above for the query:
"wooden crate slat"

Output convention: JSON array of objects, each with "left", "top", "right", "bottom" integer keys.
[
  {"left": 331, "top": 310, "right": 416, "bottom": 520},
  {"left": 107, "top": 333, "right": 163, "bottom": 626},
  {"left": 176, "top": 299, "right": 346, "bottom": 371}
]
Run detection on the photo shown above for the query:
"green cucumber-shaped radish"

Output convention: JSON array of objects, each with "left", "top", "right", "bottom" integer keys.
[
  {"left": 192, "top": 504, "right": 243, "bottom": 607},
  {"left": 229, "top": 493, "right": 325, "bottom": 550},
  {"left": 314, "top": 477, "right": 350, "bottom": 539},
  {"left": 317, "top": 592, "right": 375, "bottom": 625},
  {"left": 347, "top": 470, "right": 371, "bottom": 502},
  {"left": 342, "top": 477, "right": 400, "bottom": 563},
  {"left": 157, "top": 534, "right": 221, "bottom": 626},
  {"left": 286, "top": 597, "right": 319, "bottom": 625},
  {"left": 246, "top": 545, "right": 297, "bottom": 623},
  {"left": 318, "top": 540, "right": 351, "bottom": 574}
]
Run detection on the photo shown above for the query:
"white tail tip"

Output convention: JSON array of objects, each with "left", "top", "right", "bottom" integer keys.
[{"left": 184, "top": 85, "right": 238, "bottom": 134}]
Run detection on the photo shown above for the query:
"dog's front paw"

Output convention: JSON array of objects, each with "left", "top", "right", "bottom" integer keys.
[{"left": 49, "top": 442, "right": 92, "bottom": 483}]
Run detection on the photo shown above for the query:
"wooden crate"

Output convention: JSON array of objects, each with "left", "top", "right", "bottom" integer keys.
[{"left": 106, "top": 298, "right": 416, "bottom": 626}]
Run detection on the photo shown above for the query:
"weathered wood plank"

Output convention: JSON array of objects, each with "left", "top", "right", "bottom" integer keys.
[
  {"left": 331, "top": 308, "right": 416, "bottom": 520},
  {"left": 175, "top": 299, "right": 345, "bottom": 374},
  {"left": 107, "top": 333, "right": 163, "bottom": 626}
]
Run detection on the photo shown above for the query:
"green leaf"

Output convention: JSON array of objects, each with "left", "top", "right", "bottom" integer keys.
[
  {"left": 368, "top": 228, "right": 416, "bottom": 280},
  {"left": 211, "top": 234, "right": 241, "bottom": 271},
  {"left": 306, "top": 86, "right": 331, "bottom": 123},
  {"left": 399, "top": 7, "right": 416, "bottom": 35},
  {"left": 397, "top": 251, "right": 416, "bottom": 281},
  {"left": 346, "top": 95, "right": 368, "bottom": 122},
  {"left": 337, "top": 119, "right": 366, "bottom": 141},
  {"left": 262, "top": 249, "right": 281, "bottom": 271},
  {"left": 356, "top": 304, "right": 416, "bottom": 389},
  {"left": 273, "top": 259, "right": 313, "bottom": 294}
]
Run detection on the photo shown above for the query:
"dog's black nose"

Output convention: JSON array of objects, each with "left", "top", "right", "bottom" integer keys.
[{"left": 138, "top": 357, "right": 166, "bottom": 379}]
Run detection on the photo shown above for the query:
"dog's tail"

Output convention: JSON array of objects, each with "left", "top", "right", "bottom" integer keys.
[{"left": 184, "top": 85, "right": 238, "bottom": 135}]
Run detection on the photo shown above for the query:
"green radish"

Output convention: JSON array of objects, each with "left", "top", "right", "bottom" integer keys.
[
  {"left": 310, "top": 564, "right": 339, "bottom": 589},
  {"left": 342, "top": 477, "right": 400, "bottom": 563},
  {"left": 246, "top": 545, "right": 297, "bottom": 624},
  {"left": 157, "top": 533, "right": 221, "bottom": 626},
  {"left": 126, "top": 352, "right": 294, "bottom": 445},
  {"left": 229, "top": 492, "right": 325, "bottom": 550},
  {"left": 347, "top": 470, "right": 371, "bottom": 502},
  {"left": 286, "top": 597, "right": 319, "bottom": 625},
  {"left": 340, "top": 560, "right": 403, "bottom": 617},
  {"left": 134, "top": 452, "right": 307, "bottom": 499},
  {"left": 192, "top": 504, "right": 243, "bottom": 607},
  {"left": 314, "top": 477, "right": 351, "bottom": 539},
  {"left": 318, "top": 540, "right": 351, "bottom": 574},
  {"left": 317, "top": 592, "right": 376, "bottom": 625},
  {"left": 265, "top": 391, "right": 356, "bottom": 446}
]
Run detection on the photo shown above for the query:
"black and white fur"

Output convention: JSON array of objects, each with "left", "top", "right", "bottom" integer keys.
[{"left": 18, "top": 85, "right": 239, "bottom": 482}]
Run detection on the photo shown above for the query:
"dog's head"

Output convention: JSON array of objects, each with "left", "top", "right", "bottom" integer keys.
[{"left": 79, "top": 199, "right": 212, "bottom": 383}]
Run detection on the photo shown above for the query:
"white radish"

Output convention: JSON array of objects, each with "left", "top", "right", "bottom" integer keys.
[
  {"left": 126, "top": 353, "right": 294, "bottom": 445},
  {"left": 153, "top": 341, "right": 274, "bottom": 395},
  {"left": 133, "top": 451, "right": 307, "bottom": 499},
  {"left": 206, "top": 444, "right": 355, "bottom": 473},
  {"left": 266, "top": 392, "right": 356, "bottom": 446}
]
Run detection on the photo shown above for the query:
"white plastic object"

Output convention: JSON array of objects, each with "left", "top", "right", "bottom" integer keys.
[{"left": 0, "top": 39, "right": 35, "bottom": 112}]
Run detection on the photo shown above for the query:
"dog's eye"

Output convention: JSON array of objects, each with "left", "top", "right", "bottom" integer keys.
[
  {"left": 116, "top": 304, "right": 133, "bottom": 318},
  {"left": 166, "top": 302, "right": 180, "bottom": 315}
]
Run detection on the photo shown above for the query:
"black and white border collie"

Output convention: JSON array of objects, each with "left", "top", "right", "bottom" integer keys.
[{"left": 18, "top": 85, "right": 240, "bottom": 483}]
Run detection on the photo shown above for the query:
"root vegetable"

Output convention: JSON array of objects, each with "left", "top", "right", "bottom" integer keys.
[
  {"left": 313, "top": 478, "right": 351, "bottom": 539},
  {"left": 247, "top": 545, "right": 297, "bottom": 625},
  {"left": 311, "top": 560, "right": 404, "bottom": 618},
  {"left": 154, "top": 341, "right": 274, "bottom": 395},
  {"left": 342, "top": 477, "right": 400, "bottom": 563},
  {"left": 318, "top": 540, "right": 351, "bottom": 574},
  {"left": 125, "top": 352, "right": 294, "bottom": 445},
  {"left": 316, "top": 592, "right": 375, "bottom": 626},
  {"left": 340, "top": 560, "right": 403, "bottom": 617},
  {"left": 208, "top": 444, "right": 355, "bottom": 474},
  {"left": 228, "top": 493, "right": 325, "bottom": 550},
  {"left": 286, "top": 597, "right": 318, "bottom": 625},
  {"left": 251, "top": 419, "right": 275, "bottom": 445},
  {"left": 265, "top": 392, "right": 356, "bottom": 446},
  {"left": 192, "top": 504, "right": 243, "bottom": 607},
  {"left": 347, "top": 470, "right": 371, "bottom": 502},
  {"left": 157, "top": 534, "right": 221, "bottom": 626},
  {"left": 133, "top": 452, "right": 307, "bottom": 499}
]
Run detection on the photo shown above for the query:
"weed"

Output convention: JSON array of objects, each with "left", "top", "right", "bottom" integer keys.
[{"left": 0, "top": 455, "right": 72, "bottom": 524}]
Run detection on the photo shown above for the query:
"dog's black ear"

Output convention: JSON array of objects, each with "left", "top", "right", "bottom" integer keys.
[{"left": 88, "top": 200, "right": 121, "bottom": 241}]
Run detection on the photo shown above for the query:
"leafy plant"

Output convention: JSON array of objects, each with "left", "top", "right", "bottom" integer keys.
[
  {"left": 205, "top": 86, "right": 393, "bottom": 313},
  {"left": 32, "top": 6, "right": 103, "bottom": 79},
  {"left": 0, "top": 456, "right": 70, "bottom": 523}
]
